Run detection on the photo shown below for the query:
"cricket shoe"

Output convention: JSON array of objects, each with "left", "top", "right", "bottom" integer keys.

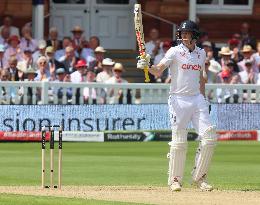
[
  {"left": 170, "top": 181, "right": 182, "bottom": 192},
  {"left": 194, "top": 177, "right": 213, "bottom": 191}
]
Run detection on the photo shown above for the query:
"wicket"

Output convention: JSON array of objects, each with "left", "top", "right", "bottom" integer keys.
[{"left": 41, "top": 125, "right": 63, "bottom": 189}]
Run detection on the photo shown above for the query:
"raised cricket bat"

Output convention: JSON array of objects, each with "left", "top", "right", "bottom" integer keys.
[{"left": 134, "top": 4, "right": 150, "bottom": 83}]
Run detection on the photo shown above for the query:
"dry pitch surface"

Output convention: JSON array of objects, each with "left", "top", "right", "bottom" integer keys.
[{"left": 0, "top": 186, "right": 260, "bottom": 205}]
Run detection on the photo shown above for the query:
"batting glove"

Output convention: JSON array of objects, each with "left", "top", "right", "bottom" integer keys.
[{"left": 137, "top": 54, "right": 151, "bottom": 70}]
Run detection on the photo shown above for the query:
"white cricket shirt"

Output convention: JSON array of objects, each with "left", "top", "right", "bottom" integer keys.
[{"left": 160, "top": 43, "right": 206, "bottom": 96}]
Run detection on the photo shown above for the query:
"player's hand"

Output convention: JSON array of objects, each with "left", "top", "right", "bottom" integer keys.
[{"left": 137, "top": 54, "right": 150, "bottom": 70}]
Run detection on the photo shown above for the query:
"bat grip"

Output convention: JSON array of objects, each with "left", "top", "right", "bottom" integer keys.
[{"left": 144, "top": 66, "right": 150, "bottom": 83}]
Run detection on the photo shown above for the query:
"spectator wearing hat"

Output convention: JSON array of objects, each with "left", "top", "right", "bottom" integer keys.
[
  {"left": 96, "top": 58, "right": 114, "bottom": 83},
  {"left": 71, "top": 26, "right": 85, "bottom": 54},
  {"left": 0, "top": 26, "right": 10, "bottom": 48},
  {"left": 32, "top": 39, "right": 47, "bottom": 66},
  {"left": 70, "top": 59, "right": 87, "bottom": 83},
  {"left": 19, "top": 25, "right": 38, "bottom": 53},
  {"left": 216, "top": 60, "right": 240, "bottom": 84},
  {"left": 58, "top": 46, "right": 78, "bottom": 74},
  {"left": 238, "top": 45, "right": 257, "bottom": 73},
  {"left": 54, "top": 37, "right": 75, "bottom": 62},
  {"left": 218, "top": 46, "right": 239, "bottom": 72},
  {"left": 105, "top": 62, "right": 130, "bottom": 104},
  {"left": 86, "top": 46, "right": 106, "bottom": 74},
  {"left": 205, "top": 57, "right": 220, "bottom": 83},
  {"left": 6, "top": 56, "right": 19, "bottom": 81},
  {"left": 45, "top": 46, "right": 60, "bottom": 78},
  {"left": 239, "top": 59, "right": 257, "bottom": 84},
  {"left": 0, "top": 44, "right": 5, "bottom": 69},
  {"left": 0, "top": 15, "right": 19, "bottom": 37},
  {"left": 240, "top": 22, "right": 256, "bottom": 50},
  {"left": 3, "top": 35, "right": 22, "bottom": 68},
  {"left": 46, "top": 27, "right": 62, "bottom": 52},
  {"left": 20, "top": 48, "right": 34, "bottom": 69}
]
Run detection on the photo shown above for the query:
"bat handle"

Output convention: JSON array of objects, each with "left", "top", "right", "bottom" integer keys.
[{"left": 144, "top": 65, "right": 150, "bottom": 83}]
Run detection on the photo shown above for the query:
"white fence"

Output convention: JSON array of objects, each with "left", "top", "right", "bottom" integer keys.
[{"left": 0, "top": 81, "right": 260, "bottom": 105}]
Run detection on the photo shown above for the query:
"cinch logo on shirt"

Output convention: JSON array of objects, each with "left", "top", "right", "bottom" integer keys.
[{"left": 181, "top": 64, "right": 201, "bottom": 71}]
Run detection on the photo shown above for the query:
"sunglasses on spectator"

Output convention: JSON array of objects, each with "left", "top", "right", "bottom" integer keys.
[
  {"left": 114, "top": 70, "right": 122, "bottom": 73},
  {"left": 39, "top": 61, "right": 47, "bottom": 65}
]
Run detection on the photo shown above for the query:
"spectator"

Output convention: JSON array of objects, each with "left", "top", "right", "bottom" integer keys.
[
  {"left": 238, "top": 45, "right": 257, "bottom": 72},
  {"left": 0, "top": 44, "right": 5, "bottom": 69},
  {"left": 0, "top": 15, "right": 19, "bottom": 37},
  {"left": 218, "top": 46, "right": 239, "bottom": 72},
  {"left": 71, "top": 26, "right": 85, "bottom": 54},
  {"left": 154, "top": 40, "right": 172, "bottom": 82},
  {"left": 252, "top": 42, "right": 260, "bottom": 73},
  {"left": 46, "top": 27, "right": 62, "bottom": 52},
  {"left": 105, "top": 62, "right": 129, "bottom": 104},
  {"left": 21, "top": 48, "right": 34, "bottom": 68},
  {"left": 91, "top": 46, "right": 106, "bottom": 74},
  {"left": 228, "top": 38, "right": 243, "bottom": 63},
  {"left": 206, "top": 57, "right": 220, "bottom": 83},
  {"left": 19, "top": 25, "right": 38, "bottom": 52},
  {"left": 3, "top": 35, "right": 23, "bottom": 68},
  {"left": 55, "top": 68, "right": 73, "bottom": 103},
  {"left": 54, "top": 37, "right": 73, "bottom": 61},
  {"left": 240, "top": 22, "right": 256, "bottom": 50},
  {"left": 83, "top": 66, "right": 97, "bottom": 104},
  {"left": 145, "top": 28, "right": 163, "bottom": 62},
  {"left": 7, "top": 56, "right": 19, "bottom": 81},
  {"left": 96, "top": 58, "right": 114, "bottom": 83},
  {"left": 45, "top": 46, "right": 60, "bottom": 79},
  {"left": 34, "top": 56, "right": 51, "bottom": 81},
  {"left": 239, "top": 59, "right": 257, "bottom": 84},
  {"left": 81, "top": 36, "right": 100, "bottom": 63},
  {"left": 0, "top": 68, "right": 11, "bottom": 104},
  {"left": 0, "top": 26, "right": 10, "bottom": 48},
  {"left": 70, "top": 59, "right": 87, "bottom": 83},
  {"left": 32, "top": 40, "right": 47, "bottom": 65},
  {"left": 58, "top": 46, "right": 77, "bottom": 73}
]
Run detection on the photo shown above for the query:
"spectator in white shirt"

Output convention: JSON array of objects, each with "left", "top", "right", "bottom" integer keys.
[
  {"left": 96, "top": 58, "right": 114, "bottom": 83},
  {"left": 239, "top": 59, "right": 257, "bottom": 84},
  {"left": 0, "top": 15, "right": 19, "bottom": 37},
  {"left": 145, "top": 28, "right": 163, "bottom": 62},
  {"left": 238, "top": 45, "right": 257, "bottom": 72},
  {"left": 70, "top": 59, "right": 87, "bottom": 83},
  {"left": 32, "top": 40, "right": 47, "bottom": 66}
]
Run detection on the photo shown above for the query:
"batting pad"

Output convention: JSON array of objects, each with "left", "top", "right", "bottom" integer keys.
[
  {"left": 168, "top": 129, "right": 188, "bottom": 185},
  {"left": 192, "top": 126, "right": 217, "bottom": 182}
]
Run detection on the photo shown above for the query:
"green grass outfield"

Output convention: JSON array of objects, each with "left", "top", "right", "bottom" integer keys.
[{"left": 0, "top": 141, "right": 260, "bottom": 204}]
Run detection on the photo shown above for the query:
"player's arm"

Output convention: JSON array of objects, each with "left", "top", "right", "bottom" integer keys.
[{"left": 148, "top": 63, "right": 167, "bottom": 77}]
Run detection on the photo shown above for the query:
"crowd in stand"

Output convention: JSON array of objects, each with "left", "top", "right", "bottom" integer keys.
[
  {"left": 0, "top": 14, "right": 259, "bottom": 104},
  {"left": 0, "top": 15, "right": 129, "bottom": 104}
]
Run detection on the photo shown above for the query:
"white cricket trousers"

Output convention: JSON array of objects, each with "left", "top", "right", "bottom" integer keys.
[{"left": 168, "top": 94, "right": 213, "bottom": 137}]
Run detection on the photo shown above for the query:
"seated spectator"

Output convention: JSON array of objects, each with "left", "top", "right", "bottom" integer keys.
[
  {"left": 154, "top": 40, "right": 172, "bottom": 82},
  {"left": 91, "top": 46, "right": 106, "bottom": 74},
  {"left": 206, "top": 58, "right": 220, "bottom": 83},
  {"left": 218, "top": 46, "right": 239, "bottom": 72},
  {"left": 21, "top": 48, "right": 34, "bottom": 68},
  {"left": 46, "top": 27, "right": 62, "bottom": 52},
  {"left": 54, "top": 37, "right": 73, "bottom": 61},
  {"left": 216, "top": 60, "right": 240, "bottom": 84},
  {"left": 83, "top": 66, "right": 97, "bottom": 104},
  {"left": 70, "top": 59, "right": 87, "bottom": 83},
  {"left": 252, "top": 42, "right": 260, "bottom": 73},
  {"left": 0, "top": 26, "right": 10, "bottom": 48},
  {"left": 239, "top": 59, "right": 257, "bottom": 84},
  {"left": 3, "top": 35, "right": 23, "bottom": 68},
  {"left": 45, "top": 46, "right": 60, "bottom": 80},
  {"left": 32, "top": 40, "right": 47, "bottom": 65},
  {"left": 0, "top": 68, "right": 11, "bottom": 104},
  {"left": 55, "top": 68, "right": 73, "bottom": 103},
  {"left": 34, "top": 56, "right": 51, "bottom": 81},
  {"left": 58, "top": 46, "right": 78, "bottom": 73},
  {"left": 105, "top": 63, "right": 130, "bottom": 104},
  {"left": 238, "top": 45, "right": 257, "bottom": 72},
  {"left": 240, "top": 22, "right": 256, "bottom": 50},
  {"left": 228, "top": 38, "right": 243, "bottom": 63},
  {"left": 71, "top": 26, "right": 85, "bottom": 54},
  {"left": 7, "top": 56, "right": 19, "bottom": 81},
  {"left": 0, "top": 15, "right": 20, "bottom": 37},
  {"left": 19, "top": 25, "right": 38, "bottom": 52},
  {"left": 96, "top": 58, "right": 114, "bottom": 83},
  {"left": 0, "top": 44, "right": 5, "bottom": 69},
  {"left": 81, "top": 36, "right": 100, "bottom": 63},
  {"left": 145, "top": 28, "right": 163, "bottom": 63}
]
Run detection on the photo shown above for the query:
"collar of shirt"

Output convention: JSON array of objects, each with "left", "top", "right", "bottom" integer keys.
[{"left": 180, "top": 43, "right": 198, "bottom": 53}]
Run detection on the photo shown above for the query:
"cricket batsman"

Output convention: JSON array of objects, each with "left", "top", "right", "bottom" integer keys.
[{"left": 137, "top": 20, "right": 217, "bottom": 192}]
